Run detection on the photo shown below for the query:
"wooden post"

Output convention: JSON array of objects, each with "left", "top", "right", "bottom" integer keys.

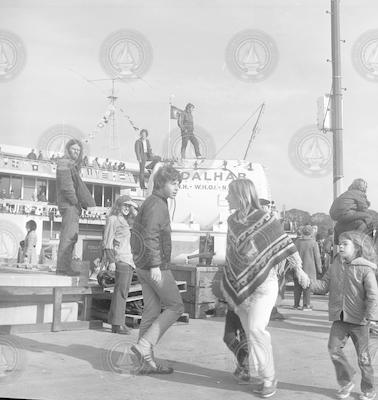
[{"left": 52, "top": 287, "right": 63, "bottom": 332}]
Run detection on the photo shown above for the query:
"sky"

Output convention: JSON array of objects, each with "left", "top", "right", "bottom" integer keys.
[{"left": 0, "top": 0, "right": 378, "bottom": 214}]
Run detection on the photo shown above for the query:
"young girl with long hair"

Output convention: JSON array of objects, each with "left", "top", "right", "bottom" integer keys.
[{"left": 103, "top": 195, "right": 138, "bottom": 334}]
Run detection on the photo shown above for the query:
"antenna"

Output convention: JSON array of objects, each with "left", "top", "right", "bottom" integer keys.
[
  {"left": 89, "top": 77, "right": 121, "bottom": 156},
  {"left": 243, "top": 102, "right": 265, "bottom": 160}
]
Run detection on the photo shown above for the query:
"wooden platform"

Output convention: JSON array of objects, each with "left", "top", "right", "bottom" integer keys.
[
  {"left": 0, "top": 285, "right": 104, "bottom": 333},
  {"left": 91, "top": 280, "right": 189, "bottom": 328},
  {"left": 0, "top": 280, "right": 188, "bottom": 333}
]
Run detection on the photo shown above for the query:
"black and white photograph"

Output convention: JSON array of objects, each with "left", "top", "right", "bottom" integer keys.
[{"left": 0, "top": 0, "right": 378, "bottom": 399}]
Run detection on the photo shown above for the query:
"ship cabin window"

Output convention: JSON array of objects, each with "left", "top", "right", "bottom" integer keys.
[
  {"left": 23, "top": 177, "right": 36, "bottom": 201},
  {"left": 86, "top": 183, "right": 93, "bottom": 197},
  {"left": 48, "top": 180, "right": 56, "bottom": 204},
  {"left": 0, "top": 174, "right": 10, "bottom": 197},
  {"left": 104, "top": 186, "right": 112, "bottom": 207},
  {"left": 10, "top": 176, "right": 22, "bottom": 199},
  {"left": 36, "top": 179, "right": 47, "bottom": 202},
  {"left": 94, "top": 185, "right": 103, "bottom": 207},
  {"left": 113, "top": 187, "right": 120, "bottom": 203}
]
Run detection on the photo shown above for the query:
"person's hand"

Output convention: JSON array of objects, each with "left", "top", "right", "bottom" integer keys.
[
  {"left": 150, "top": 267, "right": 162, "bottom": 283},
  {"left": 108, "top": 262, "right": 116, "bottom": 273},
  {"left": 295, "top": 268, "right": 310, "bottom": 289}
]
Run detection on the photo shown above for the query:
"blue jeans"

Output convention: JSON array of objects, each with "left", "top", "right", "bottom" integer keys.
[
  {"left": 328, "top": 320, "right": 374, "bottom": 392},
  {"left": 136, "top": 268, "right": 184, "bottom": 345},
  {"left": 108, "top": 262, "right": 134, "bottom": 326},
  {"left": 57, "top": 206, "right": 79, "bottom": 273}
]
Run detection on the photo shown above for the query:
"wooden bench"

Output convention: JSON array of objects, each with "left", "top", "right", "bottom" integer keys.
[
  {"left": 0, "top": 285, "right": 103, "bottom": 334},
  {"left": 0, "top": 280, "right": 189, "bottom": 333}
]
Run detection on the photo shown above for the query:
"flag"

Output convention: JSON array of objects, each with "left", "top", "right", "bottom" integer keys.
[
  {"left": 11, "top": 159, "right": 19, "bottom": 168},
  {"left": 101, "top": 171, "right": 108, "bottom": 179},
  {"left": 119, "top": 172, "right": 126, "bottom": 181},
  {"left": 170, "top": 105, "right": 182, "bottom": 119}
]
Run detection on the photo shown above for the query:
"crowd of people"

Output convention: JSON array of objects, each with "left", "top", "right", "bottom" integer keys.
[{"left": 18, "top": 136, "right": 377, "bottom": 400}]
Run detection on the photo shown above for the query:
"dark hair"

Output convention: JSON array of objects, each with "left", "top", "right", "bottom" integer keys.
[
  {"left": 153, "top": 165, "right": 182, "bottom": 190},
  {"left": 26, "top": 220, "right": 37, "bottom": 231},
  {"left": 65, "top": 138, "right": 83, "bottom": 164},
  {"left": 140, "top": 129, "right": 148, "bottom": 137},
  {"left": 185, "top": 103, "right": 194, "bottom": 111},
  {"left": 109, "top": 195, "right": 138, "bottom": 217}
]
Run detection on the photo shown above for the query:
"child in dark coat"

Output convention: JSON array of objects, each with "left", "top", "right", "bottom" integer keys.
[{"left": 311, "top": 231, "right": 378, "bottom": 400}]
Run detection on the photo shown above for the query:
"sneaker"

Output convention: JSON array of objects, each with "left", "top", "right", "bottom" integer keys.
[
  {"left": 253, "top": 379, "right": 277, "bottom": 398},
  {"left": 233, "top": 365, "right": 250, "bottom": 384},
  {"left": 336, "top": 382, "right": 355, "bottom": 399},
  {"left": 359, "top": 391, "right": 377, "bottom": 400},
  {"left": 130, "top": 345, "right": 173, "bottom": 375},
  {"left": 270, "top": 312, "right": 285, "bottom": 320},
  {"left": 302, "top": 305, "right": 313, "bottom": 311},
  {"left": 111, "top": 325, "right": 131, "bottom": 335},
  {"left": 293, "top": 305, "right": 300, "bottom": 310}
]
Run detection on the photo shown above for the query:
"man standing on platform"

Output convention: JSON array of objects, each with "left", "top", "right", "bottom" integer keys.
[
  {"left": 130, "top": 165, "right": 184, "bottom": 374},
  {"left": 178, "top": 103, "right": 203, "bottom": 160},
  {"left": 134, "top": 129, "right": 161, "bottom": 189},
  {"left": 56, "top": 139, "right": 95, "bottom": 275}
]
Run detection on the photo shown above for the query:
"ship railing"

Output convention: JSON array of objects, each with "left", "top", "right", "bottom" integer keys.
[
  {"left": 0, "top": 199, "right": 110, "bottom": 221},
  {"left": 0, "top": 153, "right": 139, "bottom": 186}
]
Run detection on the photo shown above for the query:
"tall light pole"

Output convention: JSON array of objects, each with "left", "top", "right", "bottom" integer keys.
[{"left": 330, "top": 0, "right": 344, "bottom": 199}]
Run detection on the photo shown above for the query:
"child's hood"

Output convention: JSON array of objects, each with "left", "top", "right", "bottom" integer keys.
[{"left": 348, "top": 257, "right": 377, "bottom": 270}]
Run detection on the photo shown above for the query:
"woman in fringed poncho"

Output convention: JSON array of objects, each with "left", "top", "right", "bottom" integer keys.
[{"left": 221, "top": 179, "right": 310, "bottom": 398}]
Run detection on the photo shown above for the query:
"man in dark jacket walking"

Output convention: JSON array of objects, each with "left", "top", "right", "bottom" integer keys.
[
  {"left": 130, "top": 164, "right": 184, "bottom": 374},
  {"left": 56, "top": 139, "right": 95, "bottom": 275},
  {"left": 178, "top": 103, "right": 203, "bottom": 159},
  {"left": 329, "top": 179, "right": 373, "bottom": 244}
]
